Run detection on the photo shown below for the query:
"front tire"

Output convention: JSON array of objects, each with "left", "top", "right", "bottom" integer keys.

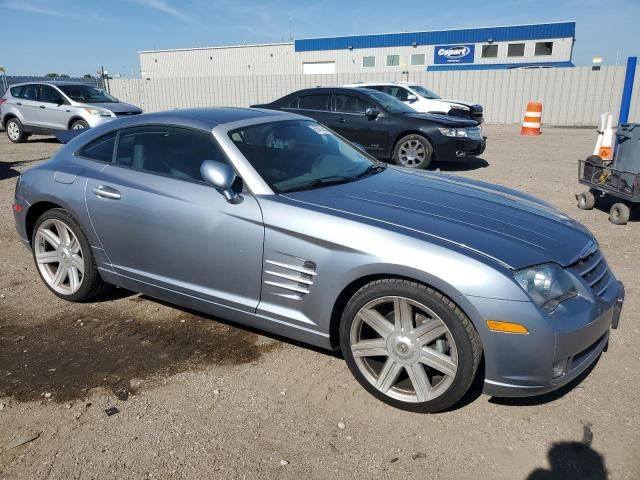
[
  {"left": 32, "top": 208, "right": 110, "bottom": 302},
  {"left": 340, "top": 279, "right": 482, "bottom": 413},
  {"left": 393, "top": 134, "right": 433, "bottom": 169},
  {"left": 70, "top": 119, "right": 89, "bottom": 130},
  {"left": 609, "top": 203, "right": 630, "bottom": 225},
  {"left": 6, "top": 118, "right": 27, "bottom": 143},
  {"left": 576, "top": 191, "right": 596, "bottom": 210}
]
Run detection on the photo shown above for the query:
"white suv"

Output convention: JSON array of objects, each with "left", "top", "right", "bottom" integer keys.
[{"left": 344, "top": 81, "right": 483, "bottom": 123}]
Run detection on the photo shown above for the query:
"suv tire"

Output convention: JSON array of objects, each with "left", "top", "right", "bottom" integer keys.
[{"left": 6, "top": 118, "right": 28, "bottom": 143}]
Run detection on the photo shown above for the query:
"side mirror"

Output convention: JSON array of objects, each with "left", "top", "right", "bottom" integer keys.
[
  {"left": 406, "top": 94, "right": 418, "bottom": 103},
  {"left": 365, "top": 107, "right": 380, "bottom": 118},
  {"left": 200, "top": 160, "right": 241, "bottom": 203}
]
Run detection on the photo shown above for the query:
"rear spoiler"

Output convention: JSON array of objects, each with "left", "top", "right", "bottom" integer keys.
[{"left": 54, "top": 129, "right": 86, "bottom": 144}]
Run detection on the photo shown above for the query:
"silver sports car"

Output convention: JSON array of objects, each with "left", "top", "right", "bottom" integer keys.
[{"left": 12, "top": 108, "right": 624, "bottom": 412}]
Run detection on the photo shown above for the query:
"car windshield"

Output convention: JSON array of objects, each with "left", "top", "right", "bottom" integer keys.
[
  {"left": 57, "top": 85, "right": 119, "bottom": 103},
  {"left": 362, "top": 89, "right": 415, "bottom": 114},
  {"left": 410, "top": 85, "right": 441, "bottom": 99},
  {"left": 229, "top": 120, "right": 384, "bottom": 193}
]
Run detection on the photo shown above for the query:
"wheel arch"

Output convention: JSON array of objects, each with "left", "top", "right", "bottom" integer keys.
[
  {"left": 25, "top": 201, "right": 64, "bottom": 244},
  {"left": 2, "top": 112, "right": 19, "bottom": 129},
  {"left": 67, "top": 116, "right": 87, "bottom": 130},
  {"left": 328, "top": 270, "right": 470, "bottom": 350},
  {"left": 391, "top": 130, "right": 435, "bottom": 160}
]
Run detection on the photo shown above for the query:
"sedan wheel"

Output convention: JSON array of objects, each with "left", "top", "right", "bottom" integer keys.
[
  {"left": 393, "top": 134, "right": 433, "bottom": 169},
  {"left": 340, "top": 279, "right": 482, "bottom": 412},
  {"left": 35, "top": 218, "right": 85, "bottom": 295},
  {"left": 32, "top": 208, "right": 110, "bottom": 301},
  {"left": 351, "top": 296, "right": 458, "bottom": 402}
]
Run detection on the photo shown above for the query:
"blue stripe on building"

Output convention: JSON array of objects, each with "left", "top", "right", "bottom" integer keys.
[
  {"left": 295, "top": 22, "right": 575, "bottom": 52},
  {"left": 427, "top": 61, "right": 575, "bottom": 71}
]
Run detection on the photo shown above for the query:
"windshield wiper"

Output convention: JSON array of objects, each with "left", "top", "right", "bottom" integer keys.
[
  {"left": 283, "top": 176, "right": 353, "bottom": 193},
  {"left": 352, "top": 163, "right": 387, "bottom": 179}
]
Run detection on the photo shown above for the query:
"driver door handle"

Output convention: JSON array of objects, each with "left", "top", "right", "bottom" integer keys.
[
  {"left": 92, "top": 185, "right": 121, "bottom": 200},
  {"left": 39, "top": 105, "right": 46, "bottom": 109},
  {"left": 337, "top": 117, "right": 347, "bottom": 123}
]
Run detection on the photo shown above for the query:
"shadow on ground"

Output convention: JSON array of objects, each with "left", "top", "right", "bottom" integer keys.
[
  {"left": 0, "top": 158, "right": 49, "bottom": 180},
  {"left": 527, "top": 441, "right": 608, "bottom": 480},
  {"left": 434, "top": 156, "right": 490, "bottom": 172}
]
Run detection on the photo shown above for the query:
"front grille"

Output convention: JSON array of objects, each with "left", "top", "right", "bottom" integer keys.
[
  {"left": 569, "top": 244, "right": 613, "bottom": 298},
  {"left": 115, "top": 111, "right": 141, "bottom": 117}
]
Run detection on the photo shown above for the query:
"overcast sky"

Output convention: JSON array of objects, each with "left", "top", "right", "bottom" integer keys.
[{"left": 1, "top": 0, "right": 638, "bottom": 77}]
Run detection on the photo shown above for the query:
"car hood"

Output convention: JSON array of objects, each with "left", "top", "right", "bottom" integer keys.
[
  {"left": 401, "top": 112, "right": 477, "bottom": 127},
  {"left": 85, "top": 102, "right": 142, "bottom": 114},
  {"left": 283, "top": 167, "right": 593, "bottom": 270}
]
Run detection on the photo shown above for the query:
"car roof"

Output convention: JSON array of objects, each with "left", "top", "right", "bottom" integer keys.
[
  {"left": 344, "top": 81, "right": 418, "bottom": 87},
  {"left": 145, "top": 107, "right": 299, "bottom": 126},
  {"left": 7, "top": 81, "right": 100, "bottom": 88},
  {"left": 289, "top": 86, "right": 378, "bottom": 96}
]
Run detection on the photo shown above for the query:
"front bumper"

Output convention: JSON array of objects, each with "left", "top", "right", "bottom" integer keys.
[
  {"left": 434, "top": 134, "right": 486, "bottom": 161},
  {"left": 457, "top": 280, "right": 624, "bottom": 398},
  {"left": 86, "top": 115, "right": 117, "bottom": 129}
]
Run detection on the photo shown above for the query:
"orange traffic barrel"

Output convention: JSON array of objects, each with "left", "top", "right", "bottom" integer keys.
[{"left": 521, "top": 102, "right": 542, "bottom": 135}]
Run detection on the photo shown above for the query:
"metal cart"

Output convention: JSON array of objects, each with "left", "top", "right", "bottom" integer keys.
[{"left": 577, "top": 123, "right": 640, "bottom": 225}]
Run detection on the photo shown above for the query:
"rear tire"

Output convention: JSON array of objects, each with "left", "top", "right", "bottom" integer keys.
[
  {"left": 70, "top": 119, "right": 89, "bottom": 130},
  {"left": 32, "top": 208, "right": 111, "bottom": 302},
  {"left": 609, "top": 203, "right": 630, "bottom": 225},
  {"left": 393, "top": 134, "right": 433, "bottom": 169},
  {"left": 576, "top": 191, "right": 596, "bottom": 210},
  {"left": 340, "top": 278, "right": 482, "bottom": 413},
  {"left": 6, "top": 118, "right": 27, "bottom": 143}
]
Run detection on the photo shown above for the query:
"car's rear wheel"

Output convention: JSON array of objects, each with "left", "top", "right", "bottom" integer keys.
[
  {"left": 340, "top": 278, "right": 482, "bottom": 412},
  {"left": 32, "top": 208, "right": 110, "bottom": 302},
  {"left": 6, "top": 118, "right": 27, "bottom": 143},
  {"left": 70, "top": 119, "right": 89, "bottom": 130},
  {"left": 393, "top": 134, "right": 433, "bottom": 169}
]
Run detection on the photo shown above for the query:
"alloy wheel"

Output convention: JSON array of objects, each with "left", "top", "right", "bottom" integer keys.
[
  {"left": 7, "top": 121, "right": 20, "bottom": 141},
  {"left": 350, "top": 296, "right": 458, "bottom": 403},
  {"left": 398, "top": 139, "right": 426, "bottom": 167},
  {"left": 34, "top": 219, "right": 85, "bottom": 295}
]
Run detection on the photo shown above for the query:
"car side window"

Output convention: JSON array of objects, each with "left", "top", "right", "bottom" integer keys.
[
  {"left": 334, "top": 94, "right": 372, "bottom": 114},
  {"left": 77, "top": 132, "right": 117, "bottom": 163},
  {"left": 382, "top": 86, "right": 409, "bottom": 101},
  {"left": 114, "top": 126, "right": 227, "bottom": 183},
  {"left": 20, "top": 84, "right": 39, "bottom": 101},
  {"left": 39, "top": 85, "right": 65, "bottom": 104},
  {"left": 9, "top": 86, "right": 23, "bottom": 98},
  {"left": 298, "top": 94, "right": 329, "bottom": 111},
  {"left": 283, "top": 96, "right": 299, "bottom": 109}
]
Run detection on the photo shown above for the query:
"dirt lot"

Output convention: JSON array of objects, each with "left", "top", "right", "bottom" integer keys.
[{"left": 0, "top": 126, "right": 639, "bottom": 479}]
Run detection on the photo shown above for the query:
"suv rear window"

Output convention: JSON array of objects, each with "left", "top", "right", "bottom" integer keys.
[{"left": 9, "top": 86, "right": 23, "bottom": 98}]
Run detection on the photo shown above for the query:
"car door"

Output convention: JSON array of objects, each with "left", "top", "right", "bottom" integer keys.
[
  {"left": 14, "top": 84, "right": 41, "bottom": 126},
  {"left": 330, "top": 93, "right": 389, "bottom": 155},
  {"left": 84, "top": 125, "right": 265, "bottom": 312},
  {"left": 36, "top": 85, "right": 70, "bottom": 130}
]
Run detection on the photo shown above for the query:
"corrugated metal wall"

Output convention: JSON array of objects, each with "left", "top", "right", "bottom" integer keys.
[{"left": 109, "top": 66, "right": 640, "bottom": 126}]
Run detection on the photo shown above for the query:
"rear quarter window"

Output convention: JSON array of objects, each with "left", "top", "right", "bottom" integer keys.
[
  {"left": 76, "top": 132, "right": 116, "bottom": 163},
  {"left": 9, "top": 86, "right": 24, "bottom": 98}
]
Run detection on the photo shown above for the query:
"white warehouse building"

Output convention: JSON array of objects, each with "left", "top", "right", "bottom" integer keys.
[{"left": 139, "top": 22, "right": 575, "bottom": 78}]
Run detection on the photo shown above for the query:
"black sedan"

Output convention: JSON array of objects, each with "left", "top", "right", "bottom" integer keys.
[{"left": 252, "top": 87, "right": 485, "bottom": 169}]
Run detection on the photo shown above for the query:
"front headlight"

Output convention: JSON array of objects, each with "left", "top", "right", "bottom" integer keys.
[
  {"left": 83, "top": 107, "right": 112, "bottom": 117},
  {"left": 438, "top": 127, "right": 469, "bottom": 138},
  {"left": 514, "top": 263, "right": 578, "bottom": 313}
]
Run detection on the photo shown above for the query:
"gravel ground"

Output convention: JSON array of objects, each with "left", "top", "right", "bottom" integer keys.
[{"left": 0, "top": 126, "right": 638, "bottom": 480}]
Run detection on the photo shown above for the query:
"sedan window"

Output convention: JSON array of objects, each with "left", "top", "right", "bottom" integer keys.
[
  {"left": 229, "top": 120, "right": 382, "bottom": 193},
  {"left": 114, "top": 126, "right": 228, "bottom": 182},
  {"left": 298, "top": 94, "right": 329, "bottom": 111},
  {"left": 334, "top": 94, "right": 372, "bottom": 114}
]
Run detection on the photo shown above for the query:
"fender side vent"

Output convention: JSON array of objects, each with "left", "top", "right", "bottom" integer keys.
[{"left": 264, "top": 258, "right": 316, "bottom": 298}]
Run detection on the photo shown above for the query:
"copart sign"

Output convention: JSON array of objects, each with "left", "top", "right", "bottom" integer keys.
[{"left": 434, "top": 44, "right": 475, "bottom": 64}]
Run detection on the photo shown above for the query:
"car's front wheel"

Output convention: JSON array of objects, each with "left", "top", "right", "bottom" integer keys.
[
  {"left": 32, "top": 208, "right": 110, "bottom": 301},
  {"left": 393, "top": 134, "right": 433, "bottom": 169},
  {"left": 6, "top": 118, "right": 28, "bottom": 143},
  {"left": 340, "top": 279, "right": 482, "bottom": 412},
  {"left": 70, "top": 119, "right": 89, "bottom": 130}
]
